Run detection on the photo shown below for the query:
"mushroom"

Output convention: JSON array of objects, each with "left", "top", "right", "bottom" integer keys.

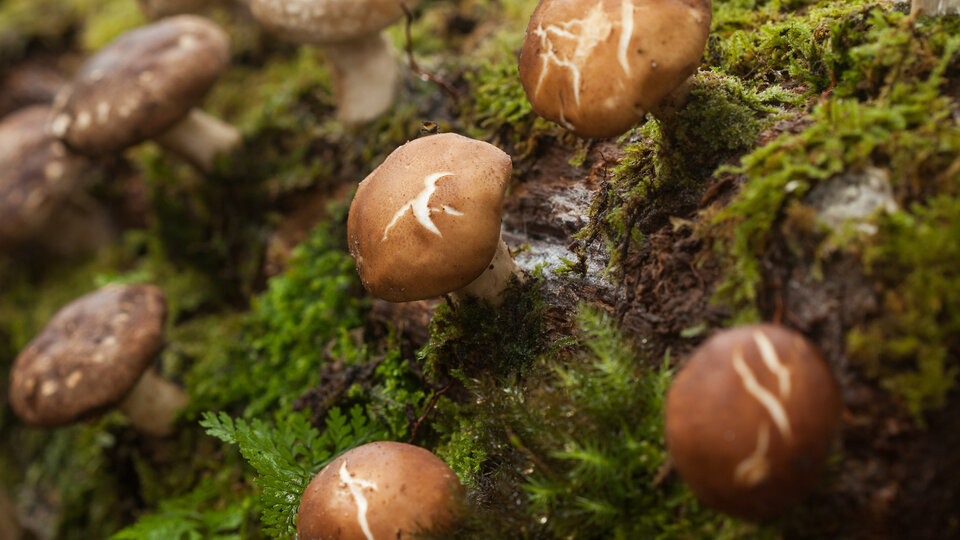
[
  {"left": 47, "top": 15, "right": 239, "bottom": 173},
  {"left": 8, "top": 283, "right": 189, "bottom": 437},
  {"left": 0, "top": 105, "right": 113, "bottom": 255},
  {"left": 248, "top": 0, "right": 421, "bottom": 125},
  {"left": 297, "top": 441, "right": 464, "bottom": 540},
  {"left": 347, "top": 133, "right": 521, "bottom": 304},
  {"left": 518, "top": 0, "right": 712, "bottom": 138},
  {"left": 665, "top": 324, "right": 841, "bottom": 520}
]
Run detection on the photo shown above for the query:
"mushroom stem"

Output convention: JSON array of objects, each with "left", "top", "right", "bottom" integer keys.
[
  {"left": 451, "top": 238, "right": 522, "bottom": 305},
  {"left": 325, "top": 32, "right": 399, "bottom": 125},
  {"left": 118, "top": 368, "right": 189, "bottom": 437},
  {"left": 649, "top": 75, "right": 696, "bottom": 126},
  {"left": 154, "top": 108, "right": 241, "bottom": 173}
]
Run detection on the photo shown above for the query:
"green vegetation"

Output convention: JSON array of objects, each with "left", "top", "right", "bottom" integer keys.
[
  {"left": 430, "top": 307, "right": 765, "bottom": 539},
  {"left": 5, "top": 0, "right": 960, "bottom": 537}
]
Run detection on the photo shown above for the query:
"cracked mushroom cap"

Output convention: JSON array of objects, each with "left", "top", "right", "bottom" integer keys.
[
  {"left": 518, "top": 0, "right": 712, "bottom": 137},
  {"left": 9, "top": 284, "right": 167, "bottom": 428},
  {"left": 297, "top": 441, "right": 464, "bottom": 540},
  {"left": 665, "top": 324, "right": 841, "bottom": 520},
  {"left": 0, "top": 105, "right": 90, "bottom": 248},
  {"left": 48, "top": 15, "right": 230, "bottom": 156},
  {"left": 249, "top": 0, "right": 420, "bottom": 44},
  {"left": 347, "top": 133, "right": 512, "bottom": 302}
]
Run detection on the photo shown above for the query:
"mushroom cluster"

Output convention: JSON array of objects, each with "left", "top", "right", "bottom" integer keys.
[
  {"left": 1, "top": 0, "right": 870, "bottom": 535},
  {"left": 665, "top": 324, "right": 841, "bottom": 520}
]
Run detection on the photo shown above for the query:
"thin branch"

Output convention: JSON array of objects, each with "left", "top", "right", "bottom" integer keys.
[
  {"left": 408, "top": 384, "right": 452, "bottom": 443},
  {"left": 400, "top": 1, "right": 461, "bottom": 103}
]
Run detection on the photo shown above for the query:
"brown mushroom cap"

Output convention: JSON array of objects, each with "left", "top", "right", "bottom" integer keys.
[
  {"left": 347, "top": 133, "right": 512, "bottom": 302},
  {"left": 48, "top": 15, "right": 230, "bottom": 156},
  {"left": 665, "top": 324, "right": 841, "bottom": 521},
  {"left": 297, "top": 441, "right": 464, "bottom": 540},
  {"left": 518, "top": 0, "right": 712, "bottom": 138},
  {"left": 249, "top": 0, "right": 420, "bottom": 45},
  {"left": 8, "top": 284, "right": 167, "bottom": 427},
  {"left": 0, "top": 105, "right": 90, "bottom": 248}
]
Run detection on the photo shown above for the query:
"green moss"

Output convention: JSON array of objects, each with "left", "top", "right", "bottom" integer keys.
[
  {"left": 848, "top": 196, "right": 960, "bottom": 421},
  {"left": 707, "top": 10, "right": 960, "bottom": 415},
  {"left": 432, "top": 306, "right": 766, "bottom": 539},
  {"left": 461, "top": 57, "right": 560, "bottom": 154},
  {"left": 575, "top": 72, "right": 790, "bottom": 276},
  {"left": 418, "top": 273, "right": 546, "bottom": 381},
  {"left": 185, "top": 222, "right": 366, "bottom": 417}
]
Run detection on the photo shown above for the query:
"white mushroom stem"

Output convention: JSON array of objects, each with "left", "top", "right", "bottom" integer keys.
[
  {"left": 118, "top": 368, "right": 189, "bottom": 437},
  {"left": 912, "top": 0, "right": 960, "bottom": 14},
  {"left": 325, "top": 32, "right": 399, "bottom": 125},
  {"left": 154, "top": 108, "right": 241, "bottom": 173},
  {"left": 451, "top": 238, "right": 523, "bottom": 305}
]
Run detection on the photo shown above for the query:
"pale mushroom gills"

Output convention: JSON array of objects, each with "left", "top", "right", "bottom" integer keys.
[{"left": 347, "top": 133, "right": 522, "bottom": 304}]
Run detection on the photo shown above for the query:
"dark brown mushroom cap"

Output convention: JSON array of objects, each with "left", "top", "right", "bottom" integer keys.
[
  {"left": 48, "top": 15, "right": 230, "bottom": 156},
  {"left": 0, "top": 106, "right": 90, "bottom": 247},
  {"left": 518, "top": 0, "right": 712, "bottom": 137},
  {"left": 8, "top": 284, "right": 167, "bottom": 427},
  {"left": 297, "top": 441, "right": 464, "bottom": 540},
  {"left": 249, "top": 0, "right": 420, "bottom": 45},
  {"left": 665, "top": 324, "right": 841, "bottom": 521},
  {"left": 347, "top": 133, "right": 512, "bottom": 302}
]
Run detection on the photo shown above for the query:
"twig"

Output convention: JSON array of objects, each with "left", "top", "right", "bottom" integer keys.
[
  {"left": 817, "top": 69, "right": 837, "bottom": 105},
  {"left": 408, "top": 384, "right": 452, "bottom": 443},
  {"left": 400, "top": 1, "right": 460, "bottom": 103}
]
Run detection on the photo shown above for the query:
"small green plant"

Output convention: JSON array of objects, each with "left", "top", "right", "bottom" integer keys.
[{"left": 201, "top": 406, "right": 389, "bottom": 538}]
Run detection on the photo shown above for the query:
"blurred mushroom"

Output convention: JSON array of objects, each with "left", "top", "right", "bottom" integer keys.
[
  {"left": 518, "top": 0, "right": 712, "bottom": 137},
  {"left": 0, "top": 105, "right": 113, "bottom": 255},
  {"left": 0, "top": 62, "right": 66, "bottom": 119},
  {"left": 297, "top": 441, "right": 464, "bottom": 540},
  {"left": 48, "top": 15, "right": 239, "bottom": 173},
  {"left": 137, "top": 0, "right": 210, "bottom": 19},
  {"left": 8, "top": 284, "right": 188, "bottom": 437},
  {"left": 665, "top": 324, "right": 841, "bottom": 520},
  {"left": 248, "top": 0, "right": 421, "bottom": 124},
  {"left": 347, "top": 133, "right": 520, "bottom": 304}
]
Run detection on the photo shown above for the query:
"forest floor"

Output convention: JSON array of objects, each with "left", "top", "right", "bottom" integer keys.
[{"left": 1, "top": 0, "right": 959, "bottom": 538}]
